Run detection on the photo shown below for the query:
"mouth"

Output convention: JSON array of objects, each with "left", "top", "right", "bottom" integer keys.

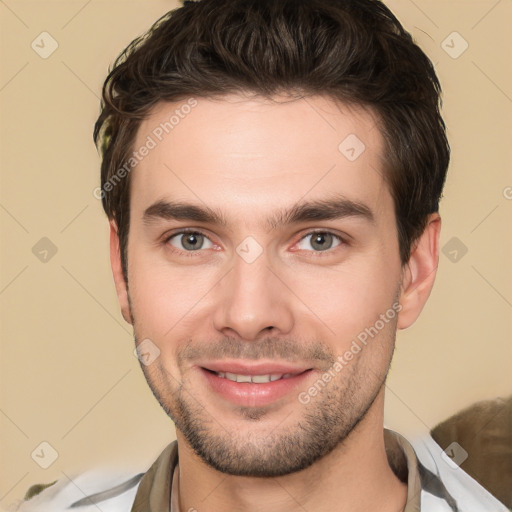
[{"left": 197, "top": 362, "right": 314, "bottom": 407}]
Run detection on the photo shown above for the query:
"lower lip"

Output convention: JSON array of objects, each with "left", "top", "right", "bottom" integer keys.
[{"left": 199, "top": 367, "right": 313, "bottom": 407}]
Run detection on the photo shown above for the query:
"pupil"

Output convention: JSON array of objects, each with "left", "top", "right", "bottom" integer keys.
[
  {"left": 312, "top": 233, "right": 331, "bottom": 251},
  {"left": 184, "top": 233, "right": 201, "bottom": 250}
]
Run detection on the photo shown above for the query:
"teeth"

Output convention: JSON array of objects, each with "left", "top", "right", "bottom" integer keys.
[
  {"left": 215, "top": 372, "right": 295, "bottom": 383},
  {"left": 252, "top": 374, "right": 272, "bottom": 383}
]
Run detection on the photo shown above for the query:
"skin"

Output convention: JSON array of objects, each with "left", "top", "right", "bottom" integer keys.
[{"left": 109, "top": 93, "right": 441, "bottom": 512}]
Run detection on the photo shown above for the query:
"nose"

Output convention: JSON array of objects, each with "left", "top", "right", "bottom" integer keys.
[{"left": 212, "top": 250, "right": 294, "bottom": 341}]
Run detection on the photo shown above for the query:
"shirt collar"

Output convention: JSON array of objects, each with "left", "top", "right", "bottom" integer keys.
[{"left": 131, "top": 428, "right": 422, "bottom": 512}]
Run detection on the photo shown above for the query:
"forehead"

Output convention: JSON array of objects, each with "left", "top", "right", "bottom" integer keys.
[{"left": 130, "top": 94, "right": 390, "bottom": 224}]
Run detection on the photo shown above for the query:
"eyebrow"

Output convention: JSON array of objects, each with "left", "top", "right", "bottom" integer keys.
[{"left": 142, "top": 195, "right": 375, "bottom": 230}]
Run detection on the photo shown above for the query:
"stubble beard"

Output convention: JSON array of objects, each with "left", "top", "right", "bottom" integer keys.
[
  {"left": 127, "top": 281, "right": 398, "bottom": 477},
  {"left": 133, "top": 326, "right": 395, "bottom": 478}
]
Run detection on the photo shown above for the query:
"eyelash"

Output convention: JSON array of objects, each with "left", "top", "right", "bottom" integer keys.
[{"left": 162, "top": 228, "right": 347, "bottom": 258}]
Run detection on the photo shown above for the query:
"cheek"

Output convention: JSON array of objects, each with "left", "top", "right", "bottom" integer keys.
[
  {"left": 128, "top": 249, "right": 220, "bottom": 338},
  {"left": 281, "top": 256, "right": 400, "bottom": 344}
]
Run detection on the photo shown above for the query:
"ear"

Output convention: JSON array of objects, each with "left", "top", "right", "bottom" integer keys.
[
  {"left": 397, "top": 213, "right": 441, "bottom": 330},
  {"left": 109, "top": 220, "right": 133, "bottom": 325}
]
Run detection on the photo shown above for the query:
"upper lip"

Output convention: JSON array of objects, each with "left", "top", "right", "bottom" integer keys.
[{"left": 199, "top": 360, "right": 313, "bottom": 376}]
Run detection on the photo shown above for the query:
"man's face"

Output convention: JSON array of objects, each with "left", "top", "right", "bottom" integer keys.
[{"left": 119, "top": 94, "right": 405, "bottom": 476}]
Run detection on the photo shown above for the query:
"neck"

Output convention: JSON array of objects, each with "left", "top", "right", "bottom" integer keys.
[{"left": 175, "top": 389, "right": 407, "bottom": 512}]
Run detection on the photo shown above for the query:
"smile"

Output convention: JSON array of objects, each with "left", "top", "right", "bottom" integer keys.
[{"left": 199, "top": 366, "right": 314, "bottom": 407}]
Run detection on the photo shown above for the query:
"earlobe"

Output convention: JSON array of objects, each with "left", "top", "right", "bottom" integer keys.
[
  {"left": 109, "top": 220, "right": 133, "bottom": 325},
  {"left": 397, "top": 214, "right": 441, "bottom": 330}
]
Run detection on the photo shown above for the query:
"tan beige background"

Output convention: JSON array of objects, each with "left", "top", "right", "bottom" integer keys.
[{"left": 1, "top": 0, "right": 511, "bottom": 508}]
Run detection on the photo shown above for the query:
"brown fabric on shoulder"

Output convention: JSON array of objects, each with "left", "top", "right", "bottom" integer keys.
[
  {"left": 130, "top": 441, "right": 178, "bottom": 512},
  {"left": 430, "top": 395, "right": 512, "bottom": 509}
]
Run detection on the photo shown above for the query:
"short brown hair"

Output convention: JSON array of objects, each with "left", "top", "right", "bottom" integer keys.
[{"left": 94, "top": 0, "right": 450, "bottom": 282}]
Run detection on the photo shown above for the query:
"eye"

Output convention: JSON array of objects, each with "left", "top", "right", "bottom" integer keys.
[
  {"left": 163, "top": 229, "right": 345, "bottom": 256},
  {"left": 296, "top": 231, "right": 343, "bottom": 252},
  {"left": 167, "top": 231, "right": 214, "bottom": 252}
]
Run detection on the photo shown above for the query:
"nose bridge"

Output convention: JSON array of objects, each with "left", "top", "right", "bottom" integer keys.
[
  {"left": 231, "top": 251, "right": 272, "bottom": 301},
  {"left": 212, "top": 245, "right": 294, "bottom": 339}
]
